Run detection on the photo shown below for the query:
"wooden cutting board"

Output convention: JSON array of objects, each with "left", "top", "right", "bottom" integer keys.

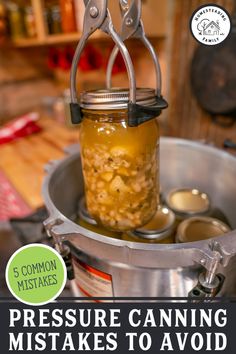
[{"left": 0, "top": 117, "right": 79, "bottom": 210}]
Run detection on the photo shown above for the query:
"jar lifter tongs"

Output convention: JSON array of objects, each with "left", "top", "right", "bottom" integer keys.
[{"left": 70, "top": 0, "right": 168, "bottom": 127}]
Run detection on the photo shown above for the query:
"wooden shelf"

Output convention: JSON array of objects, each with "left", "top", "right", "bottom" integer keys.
[
  {"left": 9, "top": 0, "right": 166, "bottom": 48},
  {"left": 46, "top": 32, "right": 82, "bottom": 45},
  {"left": 12, "top": 31, "right": 108, "bottom": 48},
  {"left": 13, "top": 33, "right": 81, "bottom": 47}
]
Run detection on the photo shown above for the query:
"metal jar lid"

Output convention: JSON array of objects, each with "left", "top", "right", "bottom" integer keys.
[
  {"left": 78, "top": 197, "right": 97, "bottom": 226},
  {"left": 128, "top": 205, "right": 176, "bottom": 242},
  {"left": 176, "top": 216, "right": 231, "bottom": 243},
  {"left": 165, "top": 188, "right": 210, "bottom": 218},
  {"left": 80, "top": 88, "right": 157, "bottom": 110}
]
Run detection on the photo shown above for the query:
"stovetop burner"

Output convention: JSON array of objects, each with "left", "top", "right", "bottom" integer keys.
[{"left": 0, "top": 208, "right": 73, "bottom": 298}]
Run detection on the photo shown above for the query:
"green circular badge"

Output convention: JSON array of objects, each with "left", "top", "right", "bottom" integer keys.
[{"left": 6, "top": 244, "right": 67, "bottom": 306}]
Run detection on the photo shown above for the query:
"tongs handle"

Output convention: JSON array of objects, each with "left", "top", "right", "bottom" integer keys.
[
  {"left": 106, "top": 23, "right": 162, "bottom": 97},
  {"left": 70, "top": 0, "right": 107, "bottom": 105},
  {"left": 106, "top": 0, "right": 162, "bottom": 97},
  {"left": 70, "top": 0, "right": 167, "bottom": 127},
  {"left": 70, "top": 0, "right": 138, "bottom": 124}
]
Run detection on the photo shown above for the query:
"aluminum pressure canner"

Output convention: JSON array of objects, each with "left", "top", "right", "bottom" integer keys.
[{"left": 43, "top": 0, "right": 236, "bottom": 300}]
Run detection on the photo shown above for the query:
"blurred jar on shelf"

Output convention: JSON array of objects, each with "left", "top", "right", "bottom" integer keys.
[
  {"left": 8, "top": 2, "right": 25, "bottom": 40},
  {"left": 47, "top": 5, "right": 62, "bottom": 34},
  {"left": 24, "top": 6, "right": 36, "bottom": 38},
  {"left": 59, "top": 0, "right": 77, "bottom": 33},
  {"left": 0, "top": 1, "right": 8, "bottom": 43}
]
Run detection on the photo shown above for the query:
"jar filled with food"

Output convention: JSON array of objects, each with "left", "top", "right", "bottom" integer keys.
[
  {"left": 176, "top": 216, "right": 231, "bottom": 243},
  {"left": 48, "top": 5, "right": 62, "bottom": 34},
  {"left": 8, "top": 2, "right": 25, "bottom": 40},
  {"left": 79, "top": 88, "right": 160, "bottom": 232},
  {"left": 122, "top": 205, "right": 176, "bottom": 243},
  {"left": 76, "top": 197, "right": 122, "bottom": 239},
  {"left": 165, "top": 188, "right": 210, "bottom": 221},
  {"left": 24, "top": 6, "right": 36, "bottom": 38},
  {"left": 59, "top": 0, "right": 76, "bottom": 33}
]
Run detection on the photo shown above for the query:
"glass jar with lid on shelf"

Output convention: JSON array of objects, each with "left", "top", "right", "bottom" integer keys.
[
  {"left": 24, "top": 6, "right": 36, "bottom": 38},
  {"left": 47, "top": 5, "right": 62, "bottom": 34},
  {"left": 8, "top": 2, "right": 25, "bottom": 40},
  {"left": 59, "top": 0, "right": 77, "bottom": 33}
]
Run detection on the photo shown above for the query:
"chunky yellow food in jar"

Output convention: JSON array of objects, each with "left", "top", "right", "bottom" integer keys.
[
  {"left": 79, "top": 110, "right": 159, "bottom": 231},
  {"left": 75, "top": 197, "right": 122, "bottom": 239}
]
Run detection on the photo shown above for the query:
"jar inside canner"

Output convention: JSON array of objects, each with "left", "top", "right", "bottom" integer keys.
[
  {"left": 68, "top": 0, "right": 168, "bottom": 232},
  {"left": 79, "top": 88, "right": 160, "bottom": 231}
]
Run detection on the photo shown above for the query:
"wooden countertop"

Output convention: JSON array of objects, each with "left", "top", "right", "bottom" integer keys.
[{"left": 0, "top": 117, "right": 79, "bottom": 210}]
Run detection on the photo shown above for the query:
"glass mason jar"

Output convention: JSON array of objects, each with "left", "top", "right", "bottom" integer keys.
[
  {"left": 122, "top": 205, "right": 176, "bottom": 243},
  {"left": 176, "top": 216, "right": 231, "bottom": 243},
  {"left": 24, "top": 6, "right": 36, "bottom": 38},
  {"left": 79, "top": 88, "right": 160, "bottom": 232},
  {"left": 8, "top": 3, "right": 25, "bottom": 40}
]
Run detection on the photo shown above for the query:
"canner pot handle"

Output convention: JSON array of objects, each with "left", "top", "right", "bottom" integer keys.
[{"left": 189, "top": 231, "right": 236, "bottom": 300}]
